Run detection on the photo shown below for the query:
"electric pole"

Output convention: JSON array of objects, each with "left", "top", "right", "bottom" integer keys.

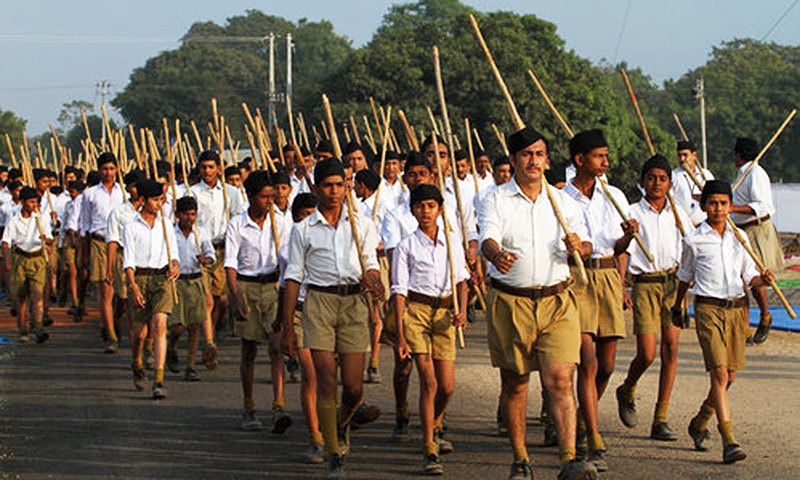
[
  {"left": 695, "top": 77, "right": 707, "bottom": 170},
  {"left": 96, "top": 80, "right": 112, "bottom": 146}
]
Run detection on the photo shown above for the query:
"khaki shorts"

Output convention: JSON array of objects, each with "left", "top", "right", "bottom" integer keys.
[
  {"left": 302, "top": 289, "right": 370, "bottom": 354},
  {"left": 379, "top": 254, "right": 391, "bottom": 302},
  {"left": 486, "top": 286, "right": 581, "bottom": 375},
  {"left": 743, "top": 219, "right": 784, "bottom": 272},
  {"left": 380, "top": 295, "right": 399, "bottom": 347},
  {"left": 128, "top": 272, "right": 174, "bottom": 324},
  {"left": 170, "top": 276, "right": 207, "bottom": 327},
  {"left": 89, "top": 238, "right": 108, "bottom": 283},
  {"left": 404, "top": 300, "right": 456, "bottom": 361},
  {"left": 695, "top": 303, "right": 747, "bottom": 372},
  {"left": 10, "top": 253, "right": 47, "bottom": 297},
  {"left": 112, "top": 249, "right": 128, "bottom": 300},
  {"left": 234, "top": 280, "right": 278, "bottom": 342},
  {"left": 48, "top": 234, "right": 60, "bottom": 275},
  {"left": 203, "top": 246, "right": 226, "bottom": 297},
  {"left": 632, "top": 277, "right": 678, "bottom": 335},
  {"left": 61, "top": 235, "right": 77, "bottom": 268},
  {"left": 571, "top": 265, "right": 626, "bottom": 339},
  {"left": 292, "top": 308, "right": 304, "bottom": 350}
]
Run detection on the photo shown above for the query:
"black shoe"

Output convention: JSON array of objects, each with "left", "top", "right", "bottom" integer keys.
[
  {"left": 392, "top": 415, "right": 410, "bottom": 442},
  {"left": 325, "top": 453, "right": 346, "bottom": 480},
  {"left": 67, "top": 306, "right": 78, "bottom": 315},
  {"left": 723, "top": 443, "right": 746, "bottom": 464},
  {"left": 35, "top": 331, "right": 50, "bottom": 344},
  {"left": 166, "top": 349, "right": 180, "bottom": 373},
  {"left": 753, "top": 314, "right": 772, "bottom": 344},
  {"left": 42, "top": 315, "right": 54, "bottom": 327},
  {"left": 587, "top": 449, "right": 608, "bottom": 472},
  {"left": 650, "top": 422, "right": 678, "bottom": 441},
  {"left": 73, "top": 311, "right": 83, "bottom": 323},
  {"left": 576, "top": 428, "right": 588, "bottom": 460},
  {"left": 467, "top": 304, "right": 478, "bottom": 323},
  {"left": 543, "top": 422, "right": 558, "bottom": 447},
  {"left": 507, "top": 459, "right": 533, "bottom": 480},
  {"left": 152, "top": 382, "right": 167, "bottom": 400},
  {"left": 352, "top": 402, "right": 381, "bottom": 427},
  {"left": 132, "top": 365, "right": 147, "bottom": 391},
  {"left": 615, "top": 385, "right": 638, "bottom": 428},
  {"left": 184, "top": 368, "right": 200, "bottom": 382},
  {"left": 10, "top": 307, "right": 17, "bottom": 317},
  {"left": 558, "top": 459, "right": 598, "bottom": 480},
  {"left": 688, "top": 419, "right": 711, "bottom": 451},
  {"left": 271, "top": 408, "right": 293, "bottom": 434},
  {"left": 423, "top": 453, "right": 444, "bottom": 475}
]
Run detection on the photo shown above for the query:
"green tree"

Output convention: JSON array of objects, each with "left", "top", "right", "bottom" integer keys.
[{"left": 0, "top": 108, "right": 28, "bottom": 166}]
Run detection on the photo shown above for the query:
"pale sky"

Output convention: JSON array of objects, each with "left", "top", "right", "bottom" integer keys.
[{"left": 1, "top": 0, "right": 798, "bottom": 134}]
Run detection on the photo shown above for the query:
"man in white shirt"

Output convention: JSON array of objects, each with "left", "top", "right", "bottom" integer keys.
[
  {"left": 282, "top": 158, "right": 384, "bottom": 478},
  {"left": 80, "top": 153, "right": 124, "bottom": 351},
  {"left": 479, "top": 126, "right": 595, "bottom": 480},
  {"left": 473, "top": 150, "right": 495, "bottom": 192},
  {"left": 615, "top": 155, "right": 693, "bottom": 442},
  {"left": 190, "top": 150, "right": 245, "bottom": 335},
  {"left": 123, "top": 179, "right": 179, "bottom": 400},
  {"left": 225, "top": 170, "right": 292, "bottom": 434},
  {"left": 563, "top": 129, "right": 633, "bottom": 472},
  {"left": 729, "top": 137, "right": 782, "bottom": 344},
  {"left": 672, "top": 179, "right": 774, "bottom": 464},
  {"left": 672, "top": 141, "right": 714, "bottom": 226}
]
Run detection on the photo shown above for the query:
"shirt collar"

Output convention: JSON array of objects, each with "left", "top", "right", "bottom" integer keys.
[
  {"left": 308, "top": 207, "right": 348, "bottom": 227},
  {"left": 414, "top": 226, "right": 446, "bottom": 246}
]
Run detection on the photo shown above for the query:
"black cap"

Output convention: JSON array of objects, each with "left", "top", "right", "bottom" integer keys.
[
  {"left": 314, "top": 157, "right": 346, "bottom": 185},
  {"left": 243, "top": 170, "right": 271, "bottom": 197},
  {"left": 123, "top": 169, "right": 147, "bottom": 186},
  {"left": 494, "top": 155, "right": 511, "bottom": 168},
  {"left": 315, "top": 139, "right": 334, "bottom": 155},
  {"left": 343, "top": 141, "right": 365, "bottom": 156},
  {"left": 410, "top": 184, "right": 444, "bottom": 206},
  {"left": 33, "top": 168, "right": 50, "bottom": 183},
  {"left": 136, "top": 179, "right": 163, "bottom": 199},
  {"left": 569, "top": 129, "right": 608, "bottom": 158},
  {"left": 701, "top": 179, "right": 733, "bottom": 205},
  {"left": 507, "top": 126, "right": 545, "bottom": 155},
  {"left": 677, "top": 140, "right": 696, "bottom": 152},
  {"left": 403, "top": 151, "right": 431, "bottom": 173},
  {"left": 19, "top": 186, "right": 39, "bottom": 201},
  {"left": 640, "top": 154, "right": 672, "bottom": 181},
  {"left": 734, "top": 137, "right": 759, "bottom": 162}
]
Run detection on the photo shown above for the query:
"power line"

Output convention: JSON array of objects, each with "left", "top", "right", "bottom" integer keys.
[
  {"left": 612, "top": 0, "right": 633, "bottom": 64},
  {"left": 760, "top": 0, "right": 800, "bottom": 41},
  {"left": 0, "top": 33, "right": 178, "bottom": 45}
]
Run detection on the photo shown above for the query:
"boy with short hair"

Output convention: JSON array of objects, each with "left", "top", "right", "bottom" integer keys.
[
  {"left": 672, "top": 180, "right": 774, "bottom": 464},
  {"left": 168, "top": 196, "right": 216, "bottom": 381},
  {"left": 393, "top": 184, "right": 469, "bottom": 475},
  {"left": 225, "top": 170, "right": 292, "bottom": 434},
  {"left": 123, "top": 179, "right": 180, "bottom": 399},
  {"left": 2, "top": 187, "right": 53, "bottom": 344}
]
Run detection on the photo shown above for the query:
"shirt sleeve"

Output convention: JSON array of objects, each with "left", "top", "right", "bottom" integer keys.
[
  {"left": 451, "top": 237, "right": 471, "bottom": 284},
  {"left": 167, "top": 222, "right": 179, "bottom": 264},
  {"left": 676, "top": 236, "right": 696, "bottom": 284},
  {"left": 381, "top": 210, "right": 402, "bottom": 251},
  {"left": 390, "top": 237, "right": 410, "bottom": 297},
  {"left": 745, "top": 167, "right": 775, "bottom": 218},
  {"left": 359, "top": 214, "right": 381, "bottom": 272},
  {"left": 79, "top": 189, "right": 91, "bottom": 235},
  {"left": 201, "top": 235, "right": 216, "bottom": 262},
  {"left": 107, "top": 210, "right": 121, "bottom": 245},
  {"left": 1, "top": 219, "right": 11, "bottom": 247},
  {"left": 561, "top": 192, "right": 590, "bottom": 246},
  {"left": 284, "top": 224, "right": 306, "bottom": 284},
  {"left": 478, "top": 187, "right": 501, "bottom": 249},
  {"left": 122, "top": 223, "right": 136, "bottom": 271},
  {"left": 223, "top": 219, "right": 240, "bottom": 270}
]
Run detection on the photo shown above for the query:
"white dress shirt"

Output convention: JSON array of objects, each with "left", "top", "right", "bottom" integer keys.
[
  {"left": 106, "top": 202, "right": 139, "bottom": 247},
  {"left": 288, "top": 173, "right": 311, "bottom": 205},
  {"left": 0, "top": 188, "right": 12, "bottom": 227},
  {"left": 190, "top": 179, "right": 245, "bottom": 242},
  {"left": 380, "top": 178, "right": 404, "bottom": 208},
  {"left": 381, "top": 200, "right": 419, "bottom": 251},
  {"left": 63, "top": 194, "right": 83, "bottom": 233},
  {"left": 358, "top": 191, "right": 391, "bottom": 230},
  {"left": 474, "top": 172, "right": 495, "bottom": 193},
  {"left": 122, "top": 213, "right": 179, "bottom": 270},
  {"left": 677, "top": 221, "right": 760, "bottom": 299},
  {"left": 224, "top": 210, "right": 290, "bottom": 276},
  {"left": 627, "top": 198, "right": 692, "bottom": 275},
  {"left": 564, "top": 179, "right": 628, "bottom": 258},
  {"left": 1, "top": 212, "right": 53, "bottom": 252},
  {"left": 479, "top": 178, "right": 588, "bottom": 288},
  {"left": 175, "top": 224, "right": 215, "bottom": 275},
  {"left": 279, "top": 242, "right": 306, "bottom": 302},
  {"left": 80, "top": 182, "right": 124, "bottom": 237},
  {"left": 730, "top": 161, "right": 775, "bottom": 225},
  {"left": 672, "top": 165, "right": 714, "bottom": 226},
  {"left": 444, "top": 182, "right": 478, "bottom": 244},
  {"left": 285, "top": 207, "right": 380, "bottom": 287},
  {"left": 0, "top": 201, "right": 21, "bottom": 230},
  {"left": 391, "top": 227, "right": 470, "bottom": 297}
]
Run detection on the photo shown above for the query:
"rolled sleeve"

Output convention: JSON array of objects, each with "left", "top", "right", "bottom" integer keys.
[
  {"left": 284, "top": 224, "right": 306, "bottom": 284},
  {"left": 676, "top": 238, "right": 696, "bottom": 284},
  {"left": 390, "top": 239, "right": 410, "bottom": 297},
  {"left": 359, "top": 215, "right": 380, "bottom": 272},
  {"left": 223, "top": 220, "right": 240, "bottom": 270},
  {"left": 478, "top": 187, "right": 501, "bottom": 249}
]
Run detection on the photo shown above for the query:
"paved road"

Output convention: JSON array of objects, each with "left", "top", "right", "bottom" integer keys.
[{"left": 1, "top": 304, "right": 799, "bottom": 479}]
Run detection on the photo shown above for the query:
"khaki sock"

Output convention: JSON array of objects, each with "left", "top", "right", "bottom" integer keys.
[
  {"left": 369, "top": 359, "right": 379, "bottom": 369},
  {"left": 513, "top": 447, "right": 529, "bottom": 462},
  {"left": 155, "top": 368, "right": 165, "bottom": 384},
  {"left": 186, "top": 355, "right": 196, "bottom": 369},
  {"left": 718, "top": 421, "right": 737, "bottom": 448},
  {"left": 318, "top": 400, "right": 340, "bottom": 455},
  {"left": 272, "top": 398, "right": 285, "bottom": 411},
  {"left": 693, "top": 400, "right": 715, "bottom": 431},
  {"left": 243, "top": 397, "right": 255, "bottom": 414},
  {"left": 145, "top": 337, "right": 154, "bottom": 351},
  {"left": 310, "top": 431, "right": 323, "bottom": 446},
  {"left": 133, "top": 358, "right": 144, "bottom": 369},
  {"left": 621, "top": 382, "right": 637, "bottom": 400},
  {"left": 424, "top": 441, "right": 438, "bottom": 456},
  {"left": 559, "top": 447, "right": 576, "bottom": 466},
  {"left": 434, "top": 417, "right": 444, "bottom": 432},
  {"left": 588, "top": 431, "right": 606, "bottom": 452},
  {"left": 653, "top": 401, "right": 669, "bottom": 424}
]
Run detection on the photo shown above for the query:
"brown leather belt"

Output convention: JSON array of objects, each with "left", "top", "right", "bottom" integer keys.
[
  {"left": 135, "top": 266, "right": 169, "bottom": 276},
  {"left": 307, "top": 283, "right": 361, "bottom": 296},
  {"left": 90, "top": 233, "right": 105, "bottom": 242},
  {"left": 376, "top": 250, "right": 387, "bottom": 258},
  {"left": 568, "top": 255, "right": 616, "bottom": 270},
  {"left": 491, "top": 279, "right": 569, "bottom": 301},
  {"left": 735, "top": 214, "right": 770, "bottom": 229},
  {"left": 178, "top": 272, "right": 203, "bottom": 280},
  {"left": 407, "top": 291, "right": 454, "bottom": 310},
  {"left": 13, "top": 247, "right": 43, "bottom": 258},
  {"left": 633, "top": 268, "right": 678, "bottom": 284},
  {"left": 695, "top": 295, "right": 748, "bottom": 309},
  {"left": 237, "top": 271, "right": 279, "bottom": 284}
]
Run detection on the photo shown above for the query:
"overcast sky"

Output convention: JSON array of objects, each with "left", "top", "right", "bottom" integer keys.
[{"left": 1, "top": 0, "right": 798, "bottom": 134}]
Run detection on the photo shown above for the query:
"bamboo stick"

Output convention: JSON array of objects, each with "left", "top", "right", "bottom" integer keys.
[
  {"left": 362, "top": 116, "right": 377, "bottom": 154},
  {"left": 673, "top": 113, "right": 689, "bottom": 141},
  {"left": 350, "top": 115, "right": 361, "bottom": 145},
  {"left": 731, "top": 110, "right": 796, "bottom": 193},
  {"left": 372, "top": 106, "right": 393, "bottom": 224}
]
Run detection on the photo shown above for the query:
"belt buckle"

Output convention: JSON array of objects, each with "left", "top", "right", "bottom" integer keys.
[
  {"left": 589, "top": 257, "right": 601, "bottom": 269},
  {"left": 723, "top": 299, "right": 736, "bottom": 309}
]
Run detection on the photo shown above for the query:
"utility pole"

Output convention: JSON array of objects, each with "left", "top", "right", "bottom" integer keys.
[
  {"left": 97, "top": 80, "right": 112, "bottom": 146},
  {"left": 286, "top": 33, "right": 293, "bottom": 116},
  {"left": 268, "top": 33, "right": 276, "bottom": 127},
  {"left": 695, "top": 77, "right": 708, "bottom": 170}
]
